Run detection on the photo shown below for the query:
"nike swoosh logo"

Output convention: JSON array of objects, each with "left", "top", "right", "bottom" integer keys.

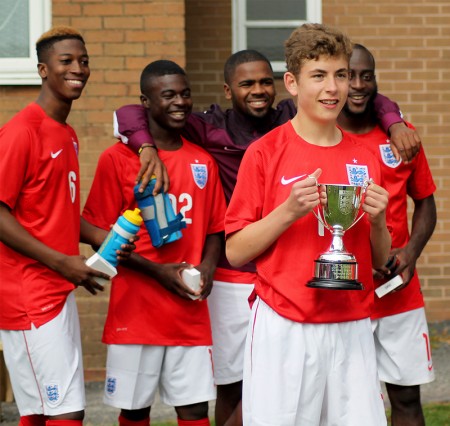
[
  {"left": 428, "top": 363, "right": 433, "bottom": 371},
  {"left": 51, "top": 149, "right": 63, "bottom": 159},
  {"left": 281, "top": 174, "right": 307, "bottom": 185}
]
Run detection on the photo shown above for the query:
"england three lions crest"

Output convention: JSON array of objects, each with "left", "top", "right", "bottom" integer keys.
[
  {"left": 191, "top": 163, "right": 208, "bottom": 189},
  {"left": 45, "top": 382, "right": 61, "bottom": 406},
  {"left": 346, "top": 164, "right": 369, "bottom": 186},
  {"left": 379, "top": 143, "right": 401, "bottom": 168},
  {"left": 106, "top": 376, "right": 117, "bottom": 396}
]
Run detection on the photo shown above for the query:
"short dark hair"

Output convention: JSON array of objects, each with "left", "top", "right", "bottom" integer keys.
[
  {"left": 140, "top": 60, "right": 186, "bottom": 93},
  {"left": 352, "top": 43, "right": 376, "bottom": 69},
  {"left": 223, "top": 50, "right": 273, "bottom": 84},
  {"left": 36, "top": 26, "right": 85, "bottom": 63}
]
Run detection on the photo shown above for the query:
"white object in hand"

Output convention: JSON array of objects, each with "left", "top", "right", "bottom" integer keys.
[
  {"left": 86, "top": 252, "right": 118, "bottom": 286},
  {"left": 182, "top": 267, "right": 201, "bottom": 300},
  {"left": 375, "top": 275, "right": 403, "bottom": 298}
]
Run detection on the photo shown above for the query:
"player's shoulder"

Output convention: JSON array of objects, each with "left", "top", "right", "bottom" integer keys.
[
  {"left": 246, "top": 120, "right": 292, "bottom": 154},
  {"left": 99, "top": 141, "right": 136, "bottom": 163},
  {"left": 182, "top": 137, "right": 216, "bottom": 161},
  {"left": 2, "top": 103, "right": 44, "bottom": 131},
  {"left": 194, "top": 103, "right": 226, "bottom": 127},
  {"left": 0, "top": 104, "right": 48, "bottom": 149}
]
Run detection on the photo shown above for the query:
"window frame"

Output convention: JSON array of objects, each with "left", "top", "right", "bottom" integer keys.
[
  {"left": 0, "top": 0, "right": 51, "bottom": 85},
  {"left": 232, "top": 0, "right": 322, "bottom": 74}
]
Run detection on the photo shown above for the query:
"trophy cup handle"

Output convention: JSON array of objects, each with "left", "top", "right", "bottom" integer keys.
[
  {"left": 346, "top": 178, "right": 373, "bottom": 231},
  {"left": 312, "top": 207, "right": 330, "bottom": 231}
]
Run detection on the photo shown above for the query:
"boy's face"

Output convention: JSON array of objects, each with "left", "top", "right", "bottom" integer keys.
[
  {"left": 224, "top": 60, "right": 276, "bottom": 119},
  {"left": 345, "top": 48, "right": 377, "bottom": 116},
  {"left": 38, "top": 38, "right": 90, "bottom": 101},
  {"left": 285, "top": 55, "right": 349, "bottom": 124},
  {"left": 142, "top": 74, "right": 193, "bottom": 131}
]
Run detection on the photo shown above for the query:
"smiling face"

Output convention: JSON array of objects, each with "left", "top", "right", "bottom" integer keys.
[
  {"left": 224, "top": 60, "right": 276, "bottom": 119},
  {"left": 38, "top": 38, "right": 90, "bottom": 102},
  {"left": 285, "top": 54, "right": 349, "bottom": 125},
  {"left": 344, "top": 47, "right": 378, "bottom": 116},
  {"left": 141, "top": 73, "right": 193, "bottom": 132}
]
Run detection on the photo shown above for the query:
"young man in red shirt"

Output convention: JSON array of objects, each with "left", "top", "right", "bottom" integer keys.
[
  {"left": 0, "top": 27, "right": 109, "bottom": 426},
  {"left": 82, "top": 60, "right": 227, "bottom": 426},
  {"left": 338, "top": 43, "right": 436, "bottom": 426},
  {"left": 225, "top": 24, "right": 391, "bottom": 425}
]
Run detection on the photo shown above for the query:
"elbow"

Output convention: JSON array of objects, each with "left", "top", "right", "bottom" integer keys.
[
  {"left": 226, "top": 249, "right": 245, "bottom": 269},
  {"left": 226, "top": 240, "right": 246, "bottom": 268}
]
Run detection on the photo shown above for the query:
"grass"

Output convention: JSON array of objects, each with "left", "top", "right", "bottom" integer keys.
[
  {"left": 387, "top": 402, "right": 450, "bottom": 426},
  {"left": 145, "top": 403, "right": 450, "bottom": 426}
]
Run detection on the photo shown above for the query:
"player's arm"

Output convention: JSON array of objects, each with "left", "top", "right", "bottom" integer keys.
[
  {"left": 80, "top": 217, "right": 137, "bottom": 263},
  {"left": 226, "top": 170, "right": 323, "bottom": 268},
  {"left": 0, "top": 202, "right": 107, "bottom": 294},
  {"left": 114, "top": 104, "right": 169, "bottom": 194},
  {"left": 362, "top": 183, "right": 392, "bottom": 269},
  {"left": 195, "top": 232, "right": 223, "bottom": 300},
  {"left": 122, "top": 253, "right": 198, "bottom": 300},
  {"left": 374, "top": 93, "right": 421, "bottom": 163},
  {"left": 390, "top": 195, "right": 436, "bottom": 286}
]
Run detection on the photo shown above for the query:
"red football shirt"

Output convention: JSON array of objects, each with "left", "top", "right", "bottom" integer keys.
[
  {"left": 83, "top": 139, "right": 226, "bottom": 345},
  {"left": 0, "top": 103, "right": 80, "bottom": 329},
  {"left": 350, "top": 124, "right": 436, "bottom": 319},
  {"left": 225, "top": 121, "right": 386, "bottom": 324}
]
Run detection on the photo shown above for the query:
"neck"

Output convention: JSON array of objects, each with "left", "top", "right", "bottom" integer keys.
[
  {"left": 36, "top": 92, "right": 72, "bottom": 124},
  {"left": 291, "top": 112, "right": 342, "bottom": 147},
  {"left": 338, "top": 108, "right": 377, "bottom": 135},
  {"left": 150, "top": 127, "right": 183, "bottom": 151}
]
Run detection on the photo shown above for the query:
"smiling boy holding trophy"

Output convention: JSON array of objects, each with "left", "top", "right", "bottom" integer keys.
[{"left": 225, "top": 24, "right": 391, "bottom": 425}]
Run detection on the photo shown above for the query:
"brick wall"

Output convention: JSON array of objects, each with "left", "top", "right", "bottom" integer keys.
[{"left": 1, "top": 0, "right": 449, "bottom": 377}]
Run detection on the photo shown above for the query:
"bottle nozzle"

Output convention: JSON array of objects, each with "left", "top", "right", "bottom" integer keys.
[{"left": 123, "top": 208, "right": 143, "bottom": 226}]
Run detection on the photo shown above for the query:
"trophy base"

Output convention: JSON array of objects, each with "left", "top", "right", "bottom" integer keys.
[{"left": 306, "top": 277, "right": 364, "bottom": 290}]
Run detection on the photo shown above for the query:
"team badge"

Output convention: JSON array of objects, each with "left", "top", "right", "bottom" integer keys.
[
  {"left": 45, "top": 383, "right": 60, "bottom": 404},
  {"left": 379, "top": 143, "right": 401, "bottom": 168},
  {"left": 346, "top": 164, "right": 369, "bottom": 186},
  {"left": 191, "top": 163, "right": 208, "bottom": 189},
  {"left": 106, "top": 376, "right": 117, "bottom": 396}
]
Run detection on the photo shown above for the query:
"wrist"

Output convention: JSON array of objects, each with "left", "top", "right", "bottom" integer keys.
[{"left": 138, "top": 143, "right": 156, "bottom": 156}]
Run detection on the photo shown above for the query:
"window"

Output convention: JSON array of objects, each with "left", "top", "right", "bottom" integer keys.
[
  {"left": 232, "top": 0, "right": 322, "bottom": 74},
  {"left": 0, "top": 0, "right": 51, "bottom": 85}
]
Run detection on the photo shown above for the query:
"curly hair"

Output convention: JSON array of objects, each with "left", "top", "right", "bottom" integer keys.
[{"left": 285, "top": 23, "right": 353, "bottom": 77}]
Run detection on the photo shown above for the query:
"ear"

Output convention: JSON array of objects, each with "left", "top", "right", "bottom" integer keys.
[
  {"left": 140, "top": 94, "right": 150, "bottom": 109},
  {"left": 284, "top": 72, "right": 298, "bottom": 97},
  {"left": 224, "top": 83, "right": 232, "bottom": 100},
  {"left": 37, "top": 63, "right": 48, "bottom": 79}
]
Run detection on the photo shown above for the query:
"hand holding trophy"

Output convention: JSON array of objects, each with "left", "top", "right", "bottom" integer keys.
[{"left": 307, "top": 180, "right": 372, "bottom": 290}]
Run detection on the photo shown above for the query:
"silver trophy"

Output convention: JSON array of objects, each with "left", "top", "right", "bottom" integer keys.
[{"left": 307, "top": 183, "right": 367, "bottom": 290}]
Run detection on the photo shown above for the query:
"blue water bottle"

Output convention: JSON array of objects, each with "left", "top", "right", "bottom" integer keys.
[
  {"left": 134, "top": 176, "right": 186, "bottom": 248},
  {"left": 97, "top": 208, "right": 143, "bottom": 266}
]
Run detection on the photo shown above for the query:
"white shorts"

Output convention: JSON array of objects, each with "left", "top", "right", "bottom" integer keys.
[
  {"left": 372, "top": 307, "right": 435, "bottom": 386},
  {"left": 243, "top": 298, "right": 386, "bottom": 426},
  {"left": 0, "top": 293, "right": 85, "bottom": 416},
  {"left": 103, "top": 344, "right": 216, "bottom": 409},
  {"left": 208, "top": 280, "right": 253, "bottom": 385}
]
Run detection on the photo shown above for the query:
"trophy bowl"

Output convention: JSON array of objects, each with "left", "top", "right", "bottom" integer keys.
[{"left": 307, "top": 183, "right": 365, "bottom": 290}]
